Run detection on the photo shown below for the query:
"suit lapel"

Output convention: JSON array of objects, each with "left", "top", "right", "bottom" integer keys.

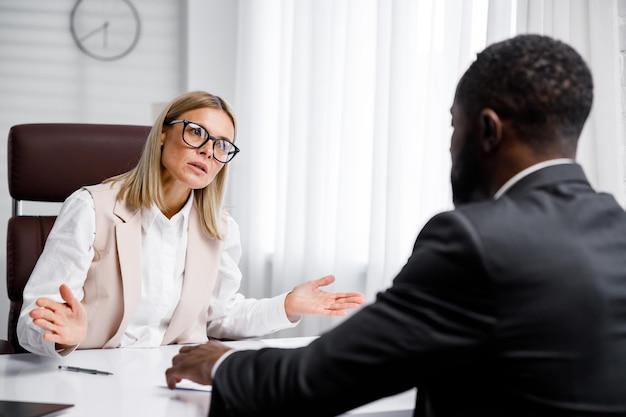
[
  {"left": 162, "top": 204, "right": 222, "bottom": 344},
  {"left": 104, "top": 200, "right": 143, "bottom": 347}
]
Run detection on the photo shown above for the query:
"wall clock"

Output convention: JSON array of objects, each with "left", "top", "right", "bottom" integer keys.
[{"left": 70, "top": 0, "right": 141, "bottom": 61}]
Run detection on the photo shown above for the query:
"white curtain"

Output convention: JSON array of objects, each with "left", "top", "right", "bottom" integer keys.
[{"left": 225, "top": 0, "right": 623, "bottom": 337}]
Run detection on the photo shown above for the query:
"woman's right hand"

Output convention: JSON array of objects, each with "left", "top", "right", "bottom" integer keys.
[{"left": 28, "top": 283, "right": 87, "bottom": 349}]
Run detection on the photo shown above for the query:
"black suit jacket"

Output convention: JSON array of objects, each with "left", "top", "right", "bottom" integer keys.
[{"left": 209, "top": 164, "right": 626, "bottom": 416}]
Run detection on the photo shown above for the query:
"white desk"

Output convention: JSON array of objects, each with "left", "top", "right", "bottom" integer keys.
[{"left": 0, "top": 337, "right": 416, "bottom": 416}]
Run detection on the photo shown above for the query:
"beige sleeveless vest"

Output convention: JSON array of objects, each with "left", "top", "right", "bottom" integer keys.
[{"left": 78, "top": 182, "right": 223, "bottom": 349}]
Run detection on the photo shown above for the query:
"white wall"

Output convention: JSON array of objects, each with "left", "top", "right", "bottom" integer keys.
[
  {"left": 0, "top": 0, "right": 238, "bottom": 340},
  {"left": 617, "top": 0, "right": 626, "bottom": 141}
]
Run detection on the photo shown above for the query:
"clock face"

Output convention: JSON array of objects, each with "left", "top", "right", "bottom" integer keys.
[{"left": 70, "top": 0, "right": 141, "bottom": 61}]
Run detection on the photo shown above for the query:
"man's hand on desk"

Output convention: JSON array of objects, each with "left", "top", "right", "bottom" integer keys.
[{"left": 165, "top": 340, "right": 233, "bottom": 389}]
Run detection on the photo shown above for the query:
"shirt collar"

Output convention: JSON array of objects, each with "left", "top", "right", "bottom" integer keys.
[
  {"left": 494, "top": 158, "right": 575, "bottom": 199},
  {"left": 141, "top": 191, "right": 195, "bottom": 231}
]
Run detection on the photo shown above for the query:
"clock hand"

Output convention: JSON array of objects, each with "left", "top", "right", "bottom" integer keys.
[
  {"left": 103, "top": 22, "right": 108, "bottom": 48},
  {"left": 79, "top": 21, "right": 110, "bottom": 43}
]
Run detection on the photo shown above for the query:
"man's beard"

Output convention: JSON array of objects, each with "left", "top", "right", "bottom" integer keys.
[{"left": 450, "top": 139, "right": 488, "bottom": 206}]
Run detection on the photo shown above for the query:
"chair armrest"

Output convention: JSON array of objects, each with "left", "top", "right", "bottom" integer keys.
[{"left": 0, "top": 339, "right": 15, "bottom": 354}]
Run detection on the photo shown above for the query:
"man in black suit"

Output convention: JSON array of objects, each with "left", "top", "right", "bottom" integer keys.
[{"left": 165, "top": 34, "right": 626, "bottom": 416}]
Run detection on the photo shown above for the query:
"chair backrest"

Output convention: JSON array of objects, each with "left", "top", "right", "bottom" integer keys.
[{"left": 3, "top": 123, "right": 150, "bottom": 353}]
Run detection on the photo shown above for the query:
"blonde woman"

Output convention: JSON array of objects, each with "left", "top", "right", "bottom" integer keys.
[{"left": 17, "top": 91, "right": 365, "bottom": 357}]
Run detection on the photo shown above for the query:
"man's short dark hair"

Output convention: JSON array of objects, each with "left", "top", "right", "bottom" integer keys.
[{"left": 456, "top": 34, "right": 593, "bottom": 146}]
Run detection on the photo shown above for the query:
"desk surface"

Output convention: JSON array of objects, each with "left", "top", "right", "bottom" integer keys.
[{"left": 0, "top": 337, "right": 415, "bottom": 417}]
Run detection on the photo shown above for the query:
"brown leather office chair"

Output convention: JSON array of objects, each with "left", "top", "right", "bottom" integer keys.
[{"left": 1, "top": 123, "right": 150, "bottom": 354}]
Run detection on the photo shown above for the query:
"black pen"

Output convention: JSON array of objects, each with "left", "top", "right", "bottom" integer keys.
[{"left": 58, "top": 365, "right": 113, "bottom": 376}]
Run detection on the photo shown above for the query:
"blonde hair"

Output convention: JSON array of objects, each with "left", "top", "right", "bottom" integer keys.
[{"left": 104, "top": 91, "right": 237, "bottom": 240}]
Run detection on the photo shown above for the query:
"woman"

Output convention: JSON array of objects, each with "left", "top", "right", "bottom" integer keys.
[{"left": 17, "top": 90, "right": 365, "bottom": 357}]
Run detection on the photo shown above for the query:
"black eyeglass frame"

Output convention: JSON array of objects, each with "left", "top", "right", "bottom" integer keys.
[{"left": 167, "top": 119, "right": 240, "bottom": 163}]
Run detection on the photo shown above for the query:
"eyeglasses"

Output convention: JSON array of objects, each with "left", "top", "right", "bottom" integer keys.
[{"left": 168, "top": 119, "right": 240, "bottom": 163}]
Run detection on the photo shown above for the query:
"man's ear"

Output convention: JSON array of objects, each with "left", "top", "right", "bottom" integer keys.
[{"left": 480, "top": 108, "right": 502, "bottom": 153}]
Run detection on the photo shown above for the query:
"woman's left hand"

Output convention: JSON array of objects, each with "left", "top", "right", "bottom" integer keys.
[{"left": 284, "top": 275, "right": 366, "bottom": 319}]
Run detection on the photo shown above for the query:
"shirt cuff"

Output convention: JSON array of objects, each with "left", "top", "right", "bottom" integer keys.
[
  {"left": 276, "top": 292, "right": 302, "bottom": 326},
  {"left": 211, "top": 348, "right": 238, "bottom": 379}
]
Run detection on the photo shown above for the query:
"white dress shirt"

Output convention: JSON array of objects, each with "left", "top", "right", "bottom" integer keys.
[
  {"left": 120, "top": 197, "right": 192, "bottom": 347},
  {"left": 18, "top": 188, "right": 297, "bottom": 357}
]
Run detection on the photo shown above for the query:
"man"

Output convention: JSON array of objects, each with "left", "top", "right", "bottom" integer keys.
[{"left": 165, "top": 34, "right": 626, "bottom": 416}]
